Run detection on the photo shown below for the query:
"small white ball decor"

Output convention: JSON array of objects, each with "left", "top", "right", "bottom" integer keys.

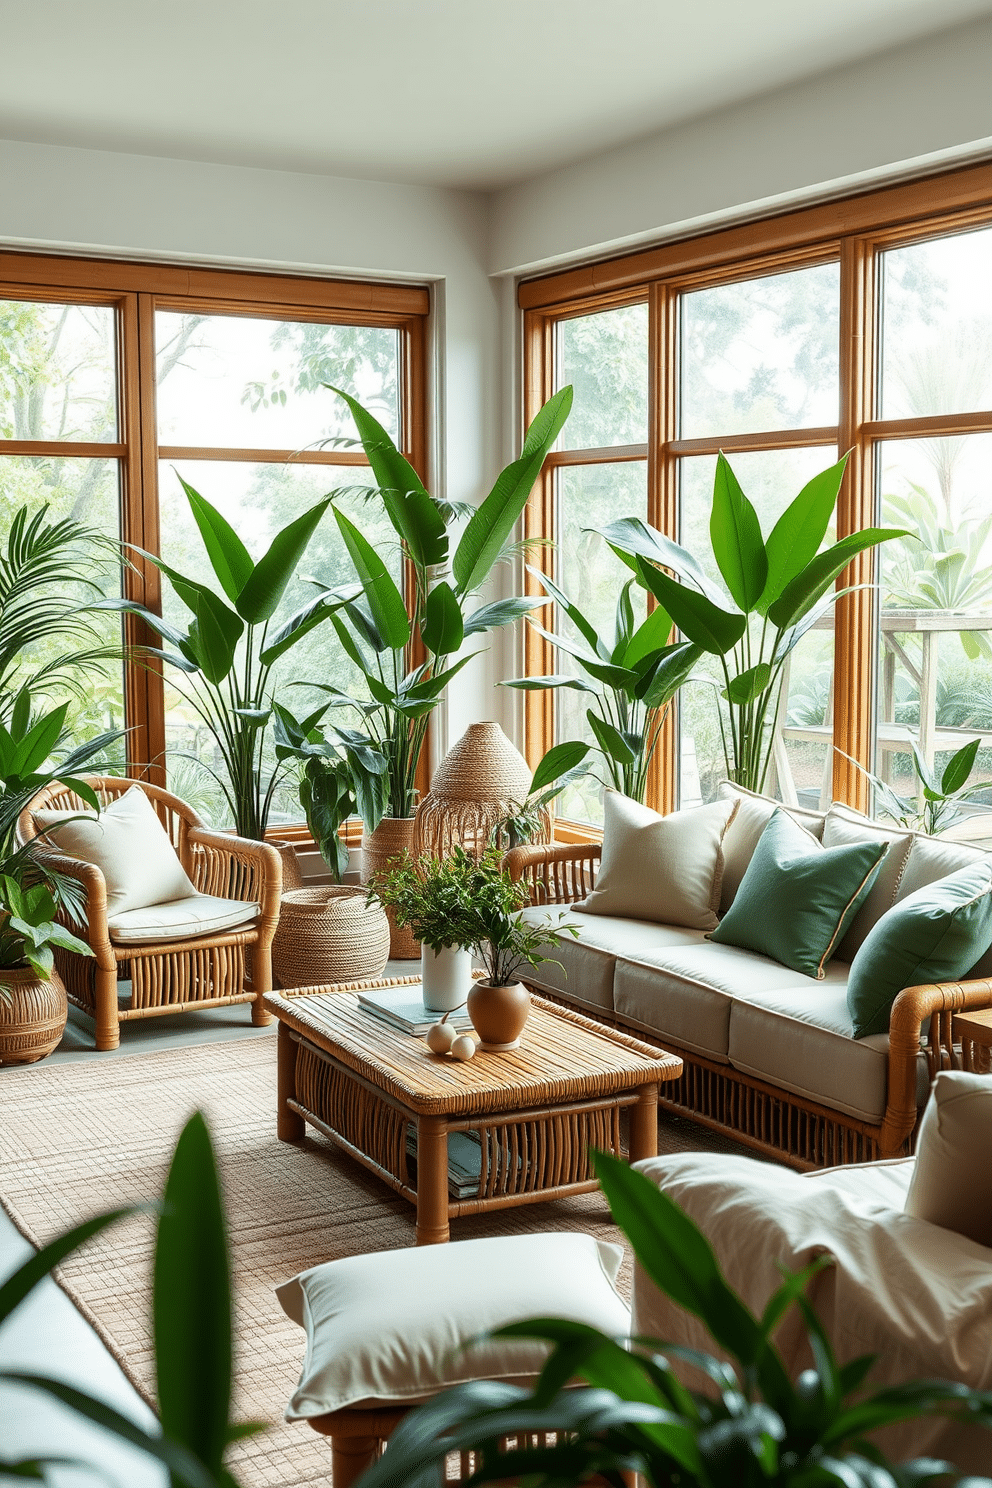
[
  {"left": 449, "top": 1034, "right": 476, "bottom": 1061},
  {"left": 426, "top": 1020, "right": 457, "bottom": 1054}
]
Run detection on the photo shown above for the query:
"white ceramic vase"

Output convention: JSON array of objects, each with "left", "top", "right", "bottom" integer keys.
[{"left": 421, "top": 945, "right": 472, "bottom": 1013}]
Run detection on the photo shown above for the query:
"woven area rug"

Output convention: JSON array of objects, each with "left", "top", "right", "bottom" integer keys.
[{"left": 0, "top": 1035, "right": 750, "bottom": 1488}]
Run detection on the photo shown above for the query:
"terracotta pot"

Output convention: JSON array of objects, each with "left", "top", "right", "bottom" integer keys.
[
  {"left": 0, "top": 966, "right": 68, "bottom": 1066},
  {"left": 362, "top": 816, "right": 420, "bottom": 960},
  {"left": 272, "top": 886, "right": 390, "bottom": 989},
  {"left": 467, "top": 979, "right": 531, "bottom": 1051}
]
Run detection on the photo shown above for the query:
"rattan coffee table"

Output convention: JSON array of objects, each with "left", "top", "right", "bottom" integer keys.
[{"left": 264, "top": 977, "right": 682, "bottom": 1244}]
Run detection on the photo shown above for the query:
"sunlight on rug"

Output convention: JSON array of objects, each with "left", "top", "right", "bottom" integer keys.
[{"left": 0, "top": 1035, "right": 749, "bottom": 1487}]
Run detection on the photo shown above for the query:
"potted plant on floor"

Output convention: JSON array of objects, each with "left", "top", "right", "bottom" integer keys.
[{"left": 299, "top": 384, "right": 573, "bottom": 954}]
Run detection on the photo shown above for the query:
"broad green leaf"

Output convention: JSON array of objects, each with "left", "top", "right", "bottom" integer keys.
[
  {"left": 725, "top": 663, "right": 772, "bottom": 707},
  {"left": 526, "top": 565, "right": 606, "bottom": 658},
  {"left": 333, "top": 508, "right": 411, "bottom": 650},
  {"left": 759, "top": 455, "right": 849, "bottom": 613},
  {"left": 179, "top": 476, "right": 254, "bottom": 604},
  {"left": 421, "top": 581, "right": 464, "bottom": 656},
  {"left": 710, "top": 453, "right": 767, "bottom": 612},
  {"left": 328, "top": 385, "right": 446, "bottom": 569},
  {"left": 613, "top": 581, "right": 635, "bottom": 659},
  {"left": 397, "top": 653, "right": 478, "bottom": 707},
  {"left": 328, "top": 611, "right": 375, "bottom": 676},
  {"left": 595, "top": 517, "right": 727, "bottom": 605},
  {"left": 622, "top": 603, "right": 675, "bottom": 670},
  {"left": 260, "top": 592, "right": 342, "bottom": 666},
  {"left": 941, "top": 737, "right": 981, "bottom": 795},
  {"left": 528, "top": 621, "right": 640, "bottom": 689},
  {"left": 462, "top": 595, "right": 548, "bottom": 636},
  {"left": 767, "top": 528, "right": 910, "bottom": 631},
  {"left": 587, "top": 711, "right": 638, "bottom": 766},
  {"left": 10, "top": 687, "right": 30, "bottom": 739},
  {"left": 634, "top": 558, "right": 746, "bottom": 655},
  {"left": 911, "top": 739, "right": 940, "bottom": 796},
  {"left": 530, "top": 741, "right": 591, "bottom": 795},
  {"left": 10, "top": 703, "right": 68, "bottom": 777},
  {"left": 95, "top": 597, "right": 195, "bottom": 655},
  {"left": 131, "top": 546, "right": 219, "bottom": 618},
  {"left": 637, "top": 641, "right": 704, "bottom": 709},
  {"left": 190, "top": 590, "right": 243, "bottom": 684},
  {"left": 500, "top": 674, "right": 597, "bottom": 693},
  {"left": 236, "top": 497, "right": 333, "bottom": 623},
  {"left": 452, "top": 387, "right": 572, "bottom": 596},
  {"left": 342, "top": 594, "right": 386, "bottom": 654},
  {"left": 154, "top": 1111, "right": 231, "bottom": 1478}
]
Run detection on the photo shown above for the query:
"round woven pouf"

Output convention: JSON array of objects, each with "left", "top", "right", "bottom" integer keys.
[{"left": 271, "top": 887, "right": 390, "bottom": 990}]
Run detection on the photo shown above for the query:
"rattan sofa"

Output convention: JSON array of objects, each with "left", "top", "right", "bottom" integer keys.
[
  {"left": 505, "top": 789, "right": 992, "bottom": 1169},
  {"left": 18, "top": 776, "right": 281, "bottom": 1050}
]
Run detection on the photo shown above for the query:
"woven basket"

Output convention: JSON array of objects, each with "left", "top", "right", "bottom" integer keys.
[
  {"left": 362, "top": 816, "right": 420, "bottom": 959},
  {"left": 271, "top": 887, "right": 390, "bottom": 989}
]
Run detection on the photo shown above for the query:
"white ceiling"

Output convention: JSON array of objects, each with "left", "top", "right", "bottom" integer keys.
[{"left": 3, "top": 0, "right": 992, "bottom": 191}]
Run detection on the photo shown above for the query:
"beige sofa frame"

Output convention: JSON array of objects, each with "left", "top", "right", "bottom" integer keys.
[{"left": 505, "top": 841, "right": 992, "bottom": 1168}]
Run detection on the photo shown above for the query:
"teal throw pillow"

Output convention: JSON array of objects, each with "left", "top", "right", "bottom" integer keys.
[
  {"left": 709, "top": 808, "right": 888, "bottom": 980},
  {"left": 846, "top": 861, "right": 992, "bottom": 1038}
]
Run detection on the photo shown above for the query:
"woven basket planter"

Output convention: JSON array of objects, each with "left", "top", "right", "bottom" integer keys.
[
  {"left": 0, "top": 966, "right": 68, "bottom": 1065},
  {"left": 271, "top": 887, "right": 390, "bottom": 990},
  {"left": 362, "top": 816, "right": 420, "bottom": 960}
]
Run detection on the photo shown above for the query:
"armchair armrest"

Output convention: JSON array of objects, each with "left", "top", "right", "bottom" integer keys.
[
  {"left": 503, "top": 841, "right": 601, "bottom": 906},
  {"left": 27, "top": 847, "right": 115, "bottom": 967},
  {"left": 186, "top": 826, "right": 282, "bottom": 924},
  {"left": 879, "top": 976, "right": 992, "bottom": 1156}
]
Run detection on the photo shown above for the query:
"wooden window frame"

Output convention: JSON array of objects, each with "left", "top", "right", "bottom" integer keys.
[
  {"left": 521, "top": 159, "right": 992, "bottom": 831},
  {"left": 0, "top": 251, "right": 429, "bottom": 819}
]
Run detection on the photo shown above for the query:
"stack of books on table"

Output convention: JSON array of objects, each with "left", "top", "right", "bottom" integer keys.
[{"left": 357, "top": 982, "right": 474, "bottom": 1037}]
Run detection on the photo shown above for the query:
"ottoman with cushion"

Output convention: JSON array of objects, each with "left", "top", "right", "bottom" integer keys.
[{"left": 277, "top": 1230, "right": 630, "bottom": 1485}]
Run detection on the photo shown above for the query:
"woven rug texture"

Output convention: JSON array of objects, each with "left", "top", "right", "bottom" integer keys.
[{"left": 0, "top": 1035, "right": 748, "bottom": 1488}]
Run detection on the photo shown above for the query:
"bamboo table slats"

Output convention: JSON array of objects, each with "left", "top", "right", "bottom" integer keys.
[{"left": 264, "top": 977, "right": 681, "bottom": 1245}]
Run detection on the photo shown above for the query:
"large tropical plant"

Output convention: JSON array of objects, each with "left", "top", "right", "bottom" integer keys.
[
  {"left": 882, "top": 483, "right": 992, "bottom": 659},
  {"left": 108, "top": 478, "right": 340, "bottom": 840},
  {"left": 598, "top": 453, "right": 908, "bottom": 794},
  {"left": 360, "top": 1151, "right": 992, "bottom": 1488},
  {"left": 502, "top": 567, "right": 702, "bottom": 806},
  {"left": 298, "top": 385, "right": 573, "bottom": 830}
]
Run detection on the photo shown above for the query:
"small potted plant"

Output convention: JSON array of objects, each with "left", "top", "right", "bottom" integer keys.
[
  {"left": 0, "top": 874, "right": 93, "bottom": 1064},
  {"left": 366, "top": 850, "right": 477, "bottom": 1013}
]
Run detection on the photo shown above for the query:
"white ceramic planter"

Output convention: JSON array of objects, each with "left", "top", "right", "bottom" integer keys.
[{"left": 421, "top": 945, "right": 472, "bottom": 1013}]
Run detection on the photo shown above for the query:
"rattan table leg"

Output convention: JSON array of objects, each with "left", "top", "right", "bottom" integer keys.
[
  {"left": 629, "top": 1082, "right": 659, "bottom": 1163},
  {"left": 416, "top": 1114, "right": 450, "bottom": 1245},
  {"left": 331, "top": 1434, "right": 380, "bottom": 1487},
  {"left": 277, "top": 1023, "right": 306, "bottom": 1142}
]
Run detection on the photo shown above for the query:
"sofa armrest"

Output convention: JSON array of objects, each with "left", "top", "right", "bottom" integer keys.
[
  {"left": 503, "top": 841, "right": 601, "bottom": 906},
  {"left": 879, "top": 976, "right": 992, "bottom": 1156},
  {"left": 186, "top": 827, "right": 282, "bottom": 941}
]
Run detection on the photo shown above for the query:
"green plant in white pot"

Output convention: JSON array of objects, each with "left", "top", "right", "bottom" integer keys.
[{"left": 366, "top": 850, "right": 477, "bottom": 1013}]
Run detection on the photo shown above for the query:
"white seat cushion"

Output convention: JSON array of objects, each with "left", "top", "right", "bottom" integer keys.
[
  {"left": 277, "top": 1231, "right": 629, "bottom": 1418},
  {"left": 518, "top": 906, "right": 703, "bottom": 1012},
  {"left": 107, "top": 894, "right": 259, "bottom": 945}
]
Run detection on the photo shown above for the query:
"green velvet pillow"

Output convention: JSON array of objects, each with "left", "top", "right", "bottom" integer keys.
[
  {"left": 846, "top": 861, "right": 992, "bottom": 1038},
  {"left": 709, "top": 808, "right": 888, "bottom": 979}
]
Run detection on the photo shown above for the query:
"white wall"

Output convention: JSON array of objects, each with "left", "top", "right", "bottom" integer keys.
[
  {"left": 490, "top": 13, "right": 992, "bottom": 276},
  {"left": 0, "top": 137, "right": 507, "bottom": 752}
]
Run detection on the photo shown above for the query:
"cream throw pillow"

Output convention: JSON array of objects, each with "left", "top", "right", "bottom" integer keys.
[
  {"left": 904, "top": 1070, "right": 992, "bottom": 1247},
  {"left": 577, "top": 790, "right": 736, "bottom": 931},
  {"left": 277, "top": 1231, "right": 629, "bottom": 1417},
  {"left": 34, "top": 786, "right": 196, "bottom": 916}
]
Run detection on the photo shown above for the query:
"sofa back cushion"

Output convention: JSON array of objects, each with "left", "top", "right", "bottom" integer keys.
[
  {"left": 905, "top": 1070, "right": 992, "bottom": 1247},
  {"left": 896, "top": 834, "right": 992, "bottom": 980},
  {"left": 577, "top": 790, "right": 736, "bottom": 931},
  {"left": 821, "top": 805, "right": 914, "bottom": 962},
  {"left": 717, "top": 781, "right": 825, "bottom": 913}
]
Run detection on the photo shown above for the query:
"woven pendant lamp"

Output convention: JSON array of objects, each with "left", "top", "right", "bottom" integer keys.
[{"left": 413, "top": 722, "right": 546, "bottom": 860}]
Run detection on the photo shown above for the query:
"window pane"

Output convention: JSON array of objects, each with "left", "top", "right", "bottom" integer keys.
[
  {"left": 881, "top": 228, "right": 992, "bottom": 421},
  {"left": 155, "top": 313, "right": 400, "bottom": 449},
  {"left": 554, "top": 461, "right": 648, "bottom": 825},
  {"left": 0, "top": 300, "right": 118, "bottom": 442},
  {"left": 680, "top": 264, "right": 840, "bottom": 438},
  {"left": 0, "top": 456, "right": 125, "bottom": 752},
  {"left": 876, "top": 435, "right": 992, "bottom": 837},
  {"left": 555, "top": 304, "right": 648, "bottom": 450},
  {"left": 678, "top": 447, "right": 837, "bottom": 808},
  {"left": 159, "top": 460, "right": 398, "bottom": 828}
]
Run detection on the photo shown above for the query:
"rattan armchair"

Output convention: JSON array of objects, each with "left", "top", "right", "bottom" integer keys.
[
  {"left": 18, "top": 776, "right": 282, "bottom": 1051},
  {"left": 504, "top": 838, "right": 992, "bottom": 1167}
]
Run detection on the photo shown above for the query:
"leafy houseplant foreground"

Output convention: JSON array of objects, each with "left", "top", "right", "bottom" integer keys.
[{"left": 359, "top": 1153, "right": 992, "bottom": 1488}]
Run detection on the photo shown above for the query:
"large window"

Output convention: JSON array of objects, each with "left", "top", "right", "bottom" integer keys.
[
  {"left": 522, "top": 162, "right": 992, "bottom": 835},
  {"left": 0, "top": 255, "right": 428, "bottom": 830}
]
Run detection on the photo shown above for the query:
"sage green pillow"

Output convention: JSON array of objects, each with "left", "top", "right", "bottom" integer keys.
[
  {"left": 846, "top": 861, "right": 992, "bottom": 1038},
  {"left": 709, "top": 808, "right": 888, "bottom": 980}
]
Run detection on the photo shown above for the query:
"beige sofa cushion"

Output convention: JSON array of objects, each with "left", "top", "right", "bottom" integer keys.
[
  {"left": 277, "top": 1231, "right": 629, "bottom": 1418},
  {"left": 905, "top": 1070, "right": 992, "bottom": 1247},
  {"left": 613, "top": 941, "right": 841, "bottom": 1063},
  {"left": 727, "top": 982, "right": 929, "bottom": 1123},
  {"left": 717, "top": 781, "right": 824, "bottom": 913},
  {"left": 630, "top": 1152, "right": 992, "bottom": 1472},
  {"left": 577, "top": 791, "right": 735, "bottom": 931},
  {"left": 821, "top": 805, "right": 914, "bottom": 961},
  {"left": 518, "top": 906, "right": 702, "bottom": 1013},
  {"left": 35, "top": 786, "right": 196, "bottom": 916},
  {"left": 108, "top": 894, "right": 258, "bottom": 945}
]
